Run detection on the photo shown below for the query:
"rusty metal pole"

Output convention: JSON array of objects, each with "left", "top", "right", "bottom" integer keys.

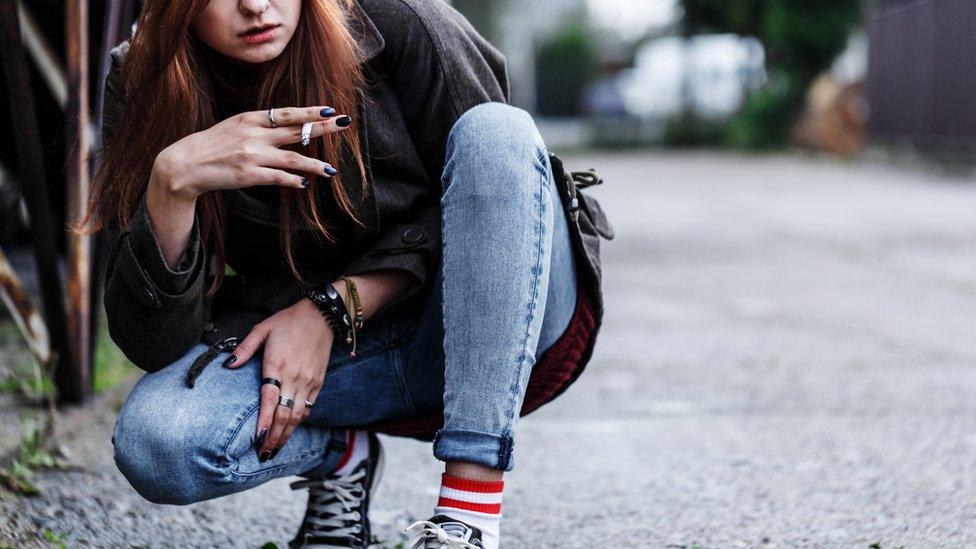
[
  {"left": 0, "top": 247, "right": 52, "bottom": 367},
  {"left": 65, "top": 0, "right": 92, "bottom": 400},
  {"left": 0, "top": 0, "right": 76, "bottom": 395}
]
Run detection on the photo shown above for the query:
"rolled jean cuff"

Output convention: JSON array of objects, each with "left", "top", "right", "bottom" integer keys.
[{"left": 433, "top": 428, "right": 516, "bottom": 472}]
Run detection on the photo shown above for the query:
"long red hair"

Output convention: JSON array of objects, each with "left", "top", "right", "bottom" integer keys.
[{"left": 77, "top": 0, "right": 368, "bottom": 297}]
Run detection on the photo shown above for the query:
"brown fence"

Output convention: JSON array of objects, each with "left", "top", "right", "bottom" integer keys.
[{"left": 867, "top": 0, "right": 976, "bottom": 147}]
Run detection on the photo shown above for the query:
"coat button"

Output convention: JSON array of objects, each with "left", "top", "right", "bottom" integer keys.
[
  {"left": 138, "top": 286, "right": 157, "bottom": 308},
  {"left": 401, "top": 228, "right": 424, "bottom": 245}
]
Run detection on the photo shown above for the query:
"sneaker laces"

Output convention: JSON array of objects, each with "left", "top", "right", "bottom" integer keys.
[
  {"left": 404, "top": 520, "right": 482, "bottom": 549},
  {"left": 290, "top": 468, "right": 367, "bottom": 542}
]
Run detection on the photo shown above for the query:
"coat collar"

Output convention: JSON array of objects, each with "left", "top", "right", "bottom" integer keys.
[{"left": 347, "top": 0, "right": 385, "bottom": 63}]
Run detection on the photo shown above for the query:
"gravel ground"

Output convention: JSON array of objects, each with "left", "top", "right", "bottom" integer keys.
[{"left": 2, "top": 152, "right": 975, "bottom": 548}]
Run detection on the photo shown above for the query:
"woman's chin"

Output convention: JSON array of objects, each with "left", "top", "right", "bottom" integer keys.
[{"left": 227, "top": 43, "right": 287, "bottom": 65}]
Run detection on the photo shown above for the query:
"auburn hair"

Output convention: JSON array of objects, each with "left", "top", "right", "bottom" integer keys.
[{"left": 76, "top": 0, "right": 369, "bottom": 298}]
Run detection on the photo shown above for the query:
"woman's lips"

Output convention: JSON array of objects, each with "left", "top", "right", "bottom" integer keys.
[{"left": 241, "top": 25, "right": 280, "bottom": 45}]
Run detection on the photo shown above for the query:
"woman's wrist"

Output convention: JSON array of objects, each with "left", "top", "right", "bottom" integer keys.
[
  {"left": 145, "top": 151, "right": 200, "bottom": 271},
  {"left": 305, "top": 282, "right": 354, "bottom": 342},
  {"left": 294, "top": 298, "right": 335, "bottom": 343},
  {"left": 152, "top": 146, "right": 198, "bottom": 201}
]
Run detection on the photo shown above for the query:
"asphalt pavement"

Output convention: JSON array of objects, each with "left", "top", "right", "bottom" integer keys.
[{"left": 2, "top": 152, "right": 975, "bottom": 548}]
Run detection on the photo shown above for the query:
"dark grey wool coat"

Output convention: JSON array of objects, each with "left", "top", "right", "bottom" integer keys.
[{"left": 100, "top": 0, "right": 614, "bottom": 374}]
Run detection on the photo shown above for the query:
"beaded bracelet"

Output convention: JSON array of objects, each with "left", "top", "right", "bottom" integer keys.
[{"left": 340, "top": 276, "right": 365, "bottom": 330}]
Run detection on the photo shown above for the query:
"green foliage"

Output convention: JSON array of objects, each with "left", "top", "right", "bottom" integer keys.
[
  {"left": 0, "top": 413, "right": 60, "bottom": 496},
  {"left": 677, "top": 0, "right": 863, "bottom": 148},
  {"left": 535, "top": 24, "right": 598, "bottom": 117},
  {"left": 662, "top": 113, "right": 727, "bottom": 148},
  {"left": 93, "top": 311, "right": 135, "bottom": 393},
  {"left": 43, "top": 529, "right": 67, "bottom": 548}
]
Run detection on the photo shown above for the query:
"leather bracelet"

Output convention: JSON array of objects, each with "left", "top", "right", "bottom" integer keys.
[{"left": 305, "top": 282, "right": 353, "bottom": 349}]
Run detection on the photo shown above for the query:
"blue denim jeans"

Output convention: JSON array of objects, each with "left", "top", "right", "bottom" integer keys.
[{"left": 112, "top": 103, "right": 578, "bottom": 504}]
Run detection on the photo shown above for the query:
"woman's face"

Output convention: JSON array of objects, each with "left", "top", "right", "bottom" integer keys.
[{"left": 192, "top": 0, "right": 301, "bottom": 65}]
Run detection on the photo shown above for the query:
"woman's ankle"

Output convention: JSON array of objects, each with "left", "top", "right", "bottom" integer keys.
[{"left": 446, "top": 461, "right": 504, "bottom": 482}]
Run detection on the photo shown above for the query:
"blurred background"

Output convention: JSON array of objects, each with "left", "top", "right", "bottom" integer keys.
[{"left": 2, "top": 0, "right": 975, "bottom": 546}]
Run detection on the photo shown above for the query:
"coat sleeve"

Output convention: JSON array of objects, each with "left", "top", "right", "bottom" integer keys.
[
  {"left": 344, "top": 0, "right": 510, "bottom": 312},
  {"left": 100, "top": 42, "right": 208, "bottom": 373}
]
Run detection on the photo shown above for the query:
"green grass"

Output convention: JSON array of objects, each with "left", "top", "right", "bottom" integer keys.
[
  {"left": 43, "top": 529, "right": 67, "bottom": 548},
  {"left": 92, "top": 311, "right": 135, "bottom": 393},
  {"left": 0, "top": 307, "right": 136, "bottom": 399},
  {"left": 0, "top": 412, "right": 60, "bottom": 496}
]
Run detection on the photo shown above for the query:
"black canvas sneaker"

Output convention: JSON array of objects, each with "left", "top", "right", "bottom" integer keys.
[
  {"left": 288, "top": 432, "right": 384, "bottom": 549},
  {"left": 404, "top": 515, "right": 485, "bottom": 549}
]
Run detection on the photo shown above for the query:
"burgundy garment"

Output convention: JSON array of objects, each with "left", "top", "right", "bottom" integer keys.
[{"left": 369, "top": 285, "right": 598, "bottom": 439}]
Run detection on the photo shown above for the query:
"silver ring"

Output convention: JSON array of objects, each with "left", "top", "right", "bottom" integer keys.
[
  {"left": 304, "top": 400, "right": 314, "bottom": 409},
  {"left": 300, "top": 122, "right": 312, "bottom": 147},
  {"left": 278, "top": 395, "right": 294, "bottom": 408},
  {"left": 268, "top": 108, "right": 278, "bottom": 128}
]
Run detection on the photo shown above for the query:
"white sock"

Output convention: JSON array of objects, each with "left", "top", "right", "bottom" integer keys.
[
  {"left": 434, "top": 473, "right": 504, "bottom": 549},
  {"left": 331, "top": 429, "right": 370, "bottom": 477}
]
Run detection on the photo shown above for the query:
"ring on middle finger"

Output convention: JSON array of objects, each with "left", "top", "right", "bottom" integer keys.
[
  {"left": 300, "top": 122, "right": 312, "bottom": 147},
  {"left": 278, "top": 396, "right": 295, "bottom": 409}
]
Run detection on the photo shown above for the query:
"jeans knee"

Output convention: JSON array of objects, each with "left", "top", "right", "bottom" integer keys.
[
  {"left": 113, "top": 392, "right": 224, "bottom": 505},
  {"left": 444, "top": 103, "right": 548, "bottom": 196}
]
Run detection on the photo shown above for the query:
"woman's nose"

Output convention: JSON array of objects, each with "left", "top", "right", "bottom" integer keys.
[{"left": 239, "top": 0, "right": 271, "bottom": 16}]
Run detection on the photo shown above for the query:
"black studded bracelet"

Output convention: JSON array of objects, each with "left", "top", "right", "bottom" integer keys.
[{"left": 305, "top": 282, "right": 354, "bottom": 351}]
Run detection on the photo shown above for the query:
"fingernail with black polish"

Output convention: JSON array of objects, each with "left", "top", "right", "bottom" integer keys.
[
  {"left": 301, "top": 177, "right": 309, "bottom": 188},
  {"left": 335, "top": 115, "right": 352, "bottom": 128},
  {"left": 221, "top": 354, "right": 238, "bottom": 368},
  {"left": 269, "top": 447, "right": 281, "bottom": 460},
  {"left": 323, "top": 164, "right": 338, "bottom": 176},
  {"left": 258, "top": 450, "right": 271, "bottom": 462},
  {"left": 320, "top": 107, "right": 336, "bottom": 117},
  {"left": 256, "top": 428, "right": 268, "bottom": 447}
]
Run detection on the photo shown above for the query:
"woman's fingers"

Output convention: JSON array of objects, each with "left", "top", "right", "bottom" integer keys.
[
  {"left": 305, "top": 384, "right": 322, "bottom": 419},
  {"left": 277, "top": 385, "right": 311, "bottom": 451},
  {"left": 247, "top": 167, "right": 310, "bottom": 189},
  {"left": 253, "top": 105, "right": 338, "bottom": 128},
  {"left": 263, "top": 380, "right": 296, "bottom": 457},
  {"left": 267, "top": 116, "right": 352, "bottom": 146},
  {"left": 255, "top": 381, "right": 280, "bottom": 460},
  {"left": 258, "top": 148, "right": 338, "bottom": 179},
  {"left": 229, "top": 323, "right": 270, "bottom": 368}
]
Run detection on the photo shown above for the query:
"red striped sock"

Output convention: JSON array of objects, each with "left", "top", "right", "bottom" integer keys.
[
  {"left": 434, "top": 474, "right": 503, "bottom": 549},
  {"left": 332, "top": 430, "right": 369, "bottom": 477}
]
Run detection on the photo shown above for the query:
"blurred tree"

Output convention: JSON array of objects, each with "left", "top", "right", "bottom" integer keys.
[
  {"left": 679, "top": 0, "right": 862, "bottom": 148},
  {"left": 535, "top": 23, "right": 598, "bottom": 117},
  {"left": 451, "top": 0, "right": 501, "bottom": 42}
]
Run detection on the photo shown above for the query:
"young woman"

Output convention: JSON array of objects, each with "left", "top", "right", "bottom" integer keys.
[{"left": 83, "top": 0, "right": 611, "bottom": 547}]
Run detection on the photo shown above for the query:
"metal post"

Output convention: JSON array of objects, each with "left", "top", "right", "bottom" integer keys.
[{"left": 65, "top": 0, "right": 92, "bottom": 400}]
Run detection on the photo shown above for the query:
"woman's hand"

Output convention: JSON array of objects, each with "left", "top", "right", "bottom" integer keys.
[
  {"left": 153, "top": 106, "right": 351, "bottom": 200},
  {"left": 144, "top": 106, "right": 350, "bottom": 268},
  {"left": 227, "top": 298, "right": 334, "bottom": 461}
]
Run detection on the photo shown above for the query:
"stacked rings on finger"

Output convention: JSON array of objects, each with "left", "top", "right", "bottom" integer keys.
[
  {"left": 300, "top": 122, "right": 313, "bottom": 147},
  {"left": 278, "top": 396, "right": 295, "bottom": 408},
  {"left": 262, "top": 377, "right": 281, "bottom": 388},
  {"left": 305, "top": 400, "right": 314, "bottom": 409},
  {"left": 268, "top": 107, "right": 278, "bottom": 128}
]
